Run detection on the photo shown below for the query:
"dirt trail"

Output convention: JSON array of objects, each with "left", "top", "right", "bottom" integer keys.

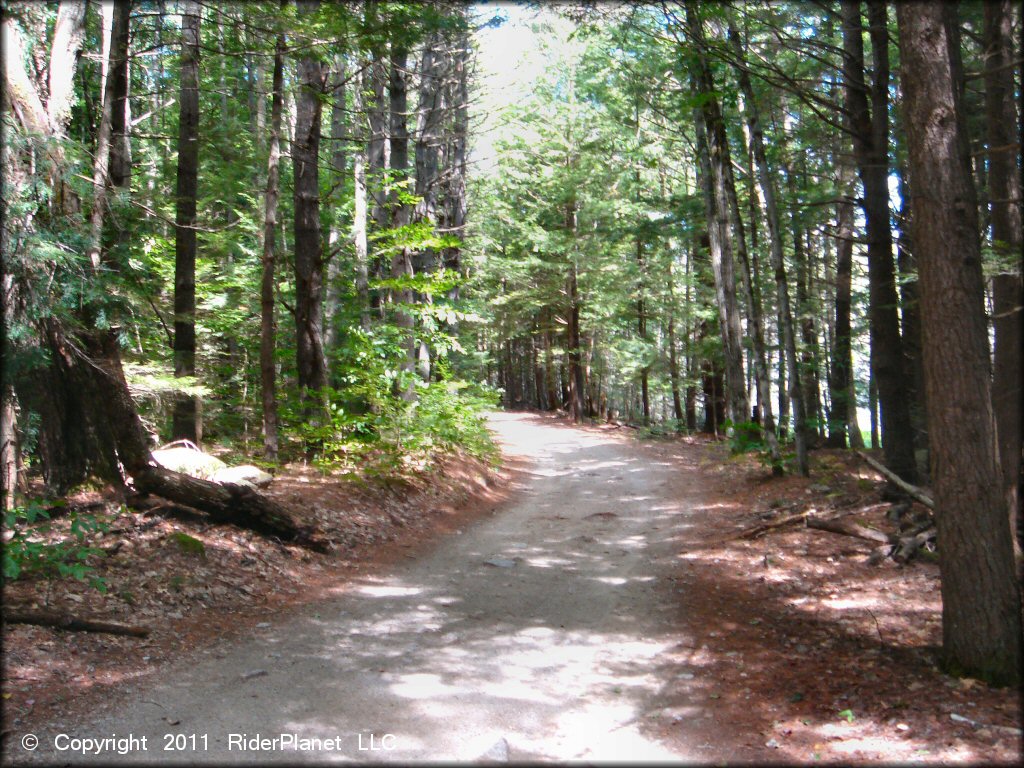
[{"left": 13, "top": 413, "right": 725, "bottom": 764}]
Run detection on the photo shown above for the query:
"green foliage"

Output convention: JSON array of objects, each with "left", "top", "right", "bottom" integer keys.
[
  {"left": 2, "top": 502, "right": 110, "bottom": 592},
  {"left": 725, "top": 420, "right": 791, "bottom": 474},
  {"left": 725, "top": 420, "right": 766, "bottom": 455}
]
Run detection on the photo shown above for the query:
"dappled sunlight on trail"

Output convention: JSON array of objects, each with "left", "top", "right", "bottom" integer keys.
[{"left": 19, "top": 412, "right": 703, "bottom": 764}]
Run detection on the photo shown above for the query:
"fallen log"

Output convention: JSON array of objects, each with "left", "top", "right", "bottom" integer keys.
[
  {"left": 892, "top": 527, "right": 937, "bottom": 564},
  {"left": 132, "top": 466, "right": 330, "bottom": 553},
  {"left": 4, "top": 608, "right": 150, "bottom": 637},
  {"left": 734, "top": 510, "right": 815, "bottom": 540},
  {"left": 855, "top": 451, "right": 934, "bottom": 509},
  {"left": 806, "top": 516, "right": 893, "bottom": 544}
]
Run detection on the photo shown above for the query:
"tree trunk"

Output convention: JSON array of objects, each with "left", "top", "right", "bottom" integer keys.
[
  {"left": 133, "top": 466, "right": 329, "bottom": 552},
  {"left": 293, "top": 0, "right": 329, "bottom": 404},
  {"left": 389, "top": 44, "right": 417, "bottom": 399},
  {"left": 826, "top": 163, "right": 855, "bottom": 447},
  {"left": 565, "top": 196, "right": 585, "bottom": 422},
  {"left": 983, "top": 0, "right": 1024, "bottom": 555},
  {"left": 897, "top": 0, "right": 1021, "bottom": 686},
  {"left": 172, "top": 0, "right": 201, "bottom": 443},
  {"left": 793, "top": 219, "right": 822, "bottom": 442},
  {"left": 21, "top": 324, "right": 154, "bottom": 493},
  {"left": 842, "top": 0, "right": 917, "bottom": 482},
  {"left": 726, "top": 25, "right": 782, "bottom": 469},
  {"left": 567, "top": 258, "right": 585, "bottom": 423},
  {"left": 47, "top": 1, "right": 88, "bottom": 141},
  {"left": 895, "top": 160, "right": 928, "bottom": 459},
  {"left": 352, "top": 60, "right": 372, "bottom": 329},
  {"left": 260, "top": 31, "right": 285, "bottom": 461},
  {"left": 414, "top": 30, "right": 446, "bottom": 274},
  {"left": 667, "top": 262, "right": 684, "bottom": 427},
  {"left": 324, "top": 53, "right": 348, "bottom": 358},
  {"left": 727, "top": 26, "right": 807, "bottom": 474},
  {"left": 637, "top": 236, "right": 650, "bottom": 426},
  {"left": 543, "top": 308, "right": 559, "bottom": 412},
  {"left": 443, "top": 21, "right": 470, "bottom": 279},
  {"left": 108, "top": 0, "right": 132, "bottom": 189},
  {"left": 85, "top": 0, "right": 131, "bottom": 270},
  {"left": 4, "top": 608, "right": 149, "bottom": 638},
  {"left": 687, "top": 9, "right": 748, "bottom": 427},
  {"left": 1, "top": 384, "right": 19, "bottom": 510}
]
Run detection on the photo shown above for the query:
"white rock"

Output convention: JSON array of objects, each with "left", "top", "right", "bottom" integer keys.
[
  {"left": 212, "top": 465, "right": 274, "bottom": 488},
  {"left": 152, "top": 447, "right": 226, "bottom": 479}
]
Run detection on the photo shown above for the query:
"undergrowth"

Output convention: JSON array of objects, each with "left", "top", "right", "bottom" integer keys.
[{"left": 2, "top": 501, "right": 112, "bottom": 592}]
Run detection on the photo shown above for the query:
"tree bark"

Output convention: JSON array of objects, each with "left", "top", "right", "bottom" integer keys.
[
  {"left": 895, "top": 160, "right": 928, "bottom": 457},
  {"left": 725, "top": 25, "right": 782, "bottom": 469},
  {"left": 443, "top": 20, "right": 469, "bottom": 279},
  {"left": 85, "top": 0, "right": 131, "bottom": 271},
  {"left": 667, "top": 260, "right": 684, "bottom": 427},
  {"left": 260, "top": 31, "right": 285, "bottom": 461},
  {"left": 324, "top": 53, "right": 348, "bottom": 358},
  {"left": 47, "top": 2, "right": 88, "bottom": 137},
  {"left": 292, "top": 0, "right": 329, "bottom": 403},
  {"left": 352, "top": 59, "right": 372, "bottom": 329},
  {"left": 983, "top": 0, "right": 1023, "bottom": 555},
  {"left": 826, "top": 162, "right": 855, "bottom": 447},
  {"left": 414, "top": 29, "right": 447, "bottom": 274},
  {"left": 172, "top": 0, "right": 201, "bottom": 443},
  {"left": 842, "top": 0, "right": 917, "bottom": 482},
  {"left": 389, "top": 43, "right": 418, "bottom": 399},
  {"left": 1, "top": 384, "right": 20, "bottom": 510},
  {"left": 687, "top": 7, "right": 748, "bottom": 427},
  {"left": 727, "top": 26, "right": 808, "bottom": 474},
  {"left": 566, "top": 246, "right": 585, "bottom": 422},
  {"left": 897, "top": 0, "right": 1022, "bottom": 686},
  {"left": 108, "top": 0, "right": 132, "bottom": 190},
  {"left": 21, "top": 324, "right": 154, "bottom": 493}
]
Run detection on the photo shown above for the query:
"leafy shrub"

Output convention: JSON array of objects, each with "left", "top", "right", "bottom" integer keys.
[
  {"left": 725, "top": 420, "right": 766, "bottom": 455},
  {"left": 280, "top": 319, "right": 500, "bottom": 476},
  {"left": 2, "top": 501, "right": 110, "bottom": 592}
]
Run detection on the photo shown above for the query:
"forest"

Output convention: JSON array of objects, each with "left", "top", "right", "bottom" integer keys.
[{"left": 1, "top": 0, "right": 1022, "bottom": 753}]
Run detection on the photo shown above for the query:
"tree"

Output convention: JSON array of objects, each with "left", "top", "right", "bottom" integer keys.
[
  {"left": 172, "top": 0, "right": 202, "bottom": 443},
  {"left": 725, "top": 22, "right": 794, "bottom": 473},
  {"left": 684, "top": 4, "right": 749, "bottom": 429},
  {"left": 292, "top": 0, "right": 329, "bottom": 406},
  {"left": 260, "top": 28, "right": 285, "bottom": 461},
  {"left": 896, "top": 0, "right": 1021, "bottom": 686},
  {"left": 983, "top": 0, "right": 1023, "bottom": 553},
  {"left": 841, "top": 0, "right": 918, "bottom": 482}
]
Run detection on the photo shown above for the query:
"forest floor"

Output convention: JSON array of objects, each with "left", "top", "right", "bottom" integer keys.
[{"left": 2, "top": 412, "right": 1021, "bottom": 764}]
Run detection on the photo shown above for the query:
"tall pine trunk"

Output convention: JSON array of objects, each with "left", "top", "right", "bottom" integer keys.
[
  {"left": 292, "top": 0, "right": 329, "bottom": 404},
  {"left": 687, "top": 7, "right": 748, "bottom": 428},
  {"left": 260, "top": 31, "right": 285, "bottom": 461},
  {"left": 897, "top": 0, "right": 1021, "bottom": 687},
  {"left": 389, "top": 44, "right": 417, "bottom": 399},
  {"left": 724, "top": 25, "right": 782, "bottom": 469},
  {"left": 842, "top": 0, "right": 917, "bottom": 482},
  {"left": 566, "top": 201, "right": 585, "bottom": 423},
  {"left": 172, "top": 0, "right": 201, "bottom": 443},
  {"left": 727, "top": 25, "right": 808, "bottom": 474},
  {"left": 352, "top": 59, "right": 371, "bottom": 329},
  {"left": 983, "top": 0, "right": 1023, "bottom": 554},
  {"left": 324, "top": 53, "right": 348, "bottom": 358},
  {"left": 827, "top": 162, "right": 856, "bottom": 448}
]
